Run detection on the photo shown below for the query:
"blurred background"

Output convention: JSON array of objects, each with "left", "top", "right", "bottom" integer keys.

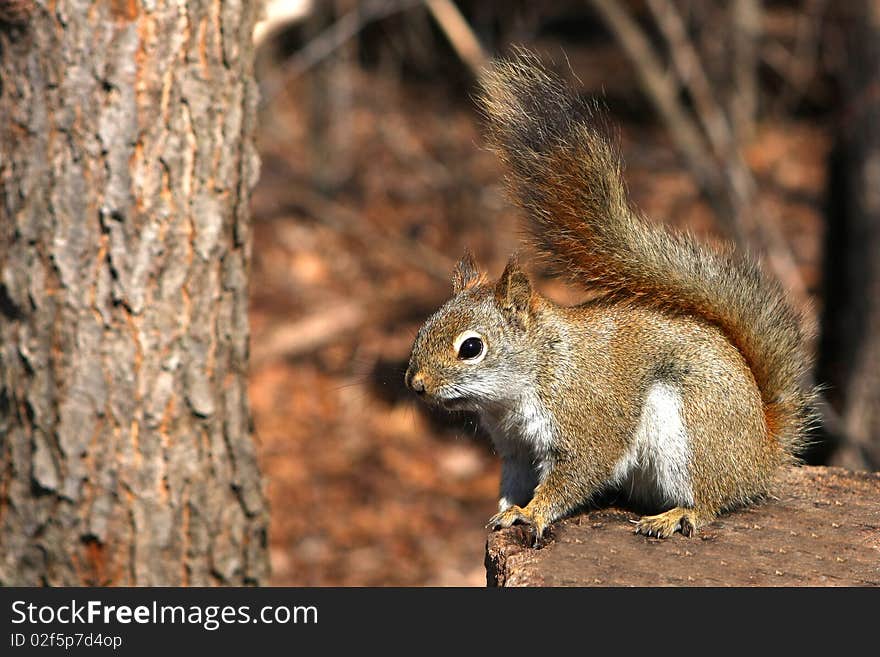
[{"left": 247, "top": 0, "right": 880, "bottom": 585}]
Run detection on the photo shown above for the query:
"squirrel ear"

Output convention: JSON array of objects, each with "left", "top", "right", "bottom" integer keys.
[
  {"left": 452, "top": 250, "right": 484, "bottom": 294},
  {"left": 495, "top": 256, "right": 533, "bottom": 320}
]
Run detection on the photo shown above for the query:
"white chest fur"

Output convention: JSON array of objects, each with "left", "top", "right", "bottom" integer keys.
[
  {"left": 482, "top": 391, "right": 556, "bottom": 480},
  {"left": 611, "top": 382, "right": 695, "bottom": 508}
]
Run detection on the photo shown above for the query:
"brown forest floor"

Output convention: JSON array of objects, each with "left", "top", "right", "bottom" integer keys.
[{"left": 248, "top": 55, "right": 829, "bottom": 586}]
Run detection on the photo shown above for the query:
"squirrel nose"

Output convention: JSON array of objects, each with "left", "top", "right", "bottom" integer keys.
[{"left": 405, "top": 368, "right": 426, "bottom": 395}]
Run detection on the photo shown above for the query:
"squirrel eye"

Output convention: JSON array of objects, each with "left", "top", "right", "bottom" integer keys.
[
  {"left": 457, "top": 337, "right": 484, "bottom": 360},
  {"left": 453, "top": 330, "right": 487, "bottom": 363}
]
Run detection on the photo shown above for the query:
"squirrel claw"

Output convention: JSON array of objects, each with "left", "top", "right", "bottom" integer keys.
[
  {"left": 487, "top": 505, "right": 529, "bottom": 530},
  {"left": 634, "top": 507, "right": 699, "bottom": 539},
  {"left": 487, "top": 506, "right": 549, "bottom": 547}
]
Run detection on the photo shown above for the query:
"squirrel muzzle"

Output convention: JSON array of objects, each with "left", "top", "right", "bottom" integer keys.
[{"left": 404, "top": 366, "right": 426, "bottom": 395}]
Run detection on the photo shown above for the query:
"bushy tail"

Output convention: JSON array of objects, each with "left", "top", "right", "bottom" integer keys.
[{"left": 477, "top": 50, "right": 816, "bottom": 458}]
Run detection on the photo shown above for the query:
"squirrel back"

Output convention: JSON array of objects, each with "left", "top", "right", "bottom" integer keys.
[{"left": 476, "top": 51, "right": 816, "bottom": 460}]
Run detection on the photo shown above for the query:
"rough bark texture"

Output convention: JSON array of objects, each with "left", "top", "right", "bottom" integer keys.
[
  {"left": 486, "top": 466, "right": 880, "bottom": 586},
  {"left": 0, "top": 1, "right": 268, "bottom": 585},
  {"left": 818, "top": 1, "right": 880, "bottom": 471}
]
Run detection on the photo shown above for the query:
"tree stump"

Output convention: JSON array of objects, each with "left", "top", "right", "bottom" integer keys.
[{"left": 485, "top": 466, "right": 880, "bottom": 586}]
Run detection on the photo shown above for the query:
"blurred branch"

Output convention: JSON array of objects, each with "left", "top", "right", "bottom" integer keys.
[
  {"left": 425, "top": 0, "right": 488, "bottom": 74},
  {"left": 263, "top": 0, "right": 424, "bottom": 103},
  {"left": 252, "top": 178, "right": 461, "bottom": 366},
  {"left": 764, "top": 0, "right": 826, "bottom": 114},
  {"left": 251, "top": 179, "right": 458, "bottom": 366},
  {"left": 585, "top": 0, "right": 740, "bottom": 242},
  {"left": 251, "top": 301, "right": 366, "bottom": 367},
  {"left": 588, "top": 0, "right": 808, "bottom": 302},
  {"left": 643, "top": 0, "right": 807, "bottom": 302},
  {"left": 288, "top": 183, "right": 456, "bottom": 282},
  {"left": 254, "top": 0, "right": 313, "bottom": 47},
  {"left": 264, "top": 0, "right": 488, "bottom": 105},
  {"left": 645, "top": 0, "right": 735, "bottom": 162},
  {"left": 730, "top": 0, "right": 761, "bottom": 141}
]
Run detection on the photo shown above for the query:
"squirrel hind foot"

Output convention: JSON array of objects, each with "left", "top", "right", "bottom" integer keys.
[{"left": 634, "top": 507, "right": 701, "bottom": 538}]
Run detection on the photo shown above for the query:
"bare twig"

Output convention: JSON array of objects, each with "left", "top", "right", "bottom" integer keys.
[
  {"left": 254, "top": 0, "right": 313, "bottom": 47},
  {"left": 645, "top": 0, "right": 736, "bottom": 162},
  {"left": 263, "top": 0, "right": 488, "bottom": 105},
  {"left": 251, "top": 301, "right": 366, "bottom": 367},
  {"left": 287, "top": 0, "right": 422, "bottom": 77},
  {"left": 425, "top": 0, "right": 488, "bottom": 75},
  {"left": 285, "top": 183, "right": 456, "bottom": 282},
  {"left": 766, "top": 0, "right": 827, "bottom": 114},
  {"left": 586, "top": 0, "right": 741, "bottom": 243},
  {"left": 731, "top": 0, "right": 762, "bottom": 141},
  {"left": 588, "top": 0, "right": 809, "bottom": 302},
  {"left": 262, "top": 0, "right": 424, "bottom": 103}
]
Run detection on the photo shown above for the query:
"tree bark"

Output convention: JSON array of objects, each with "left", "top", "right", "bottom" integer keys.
[
  {"left": 0, "top": 1, "right": 269, "bottom": 584},
  {"left": 818, "top": 0, "right": 880, "bottom": 471}
]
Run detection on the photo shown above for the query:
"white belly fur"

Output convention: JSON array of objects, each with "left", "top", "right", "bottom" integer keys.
[{"left": 611, "top": 382, "right": 695, "bottom": 509}]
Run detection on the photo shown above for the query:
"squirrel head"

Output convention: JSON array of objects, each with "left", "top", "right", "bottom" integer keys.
[{"left": 405, "top": 252, "right": 538, "bottom": 411}]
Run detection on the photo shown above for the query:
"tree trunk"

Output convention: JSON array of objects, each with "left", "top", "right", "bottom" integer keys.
[
  {"left": 0, "top": 1, "right": 269, "bottom": 584},
  {"left": 818, "top": 0, "right": 880, "bottom": 471}
]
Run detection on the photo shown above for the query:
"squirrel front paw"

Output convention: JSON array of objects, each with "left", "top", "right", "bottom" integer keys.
[
  {"left": 487, "top": 505, "right": 529, "bottom": 530},
  {"left": 487, "top": 505, "right": 550, "bottom": 546}
]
